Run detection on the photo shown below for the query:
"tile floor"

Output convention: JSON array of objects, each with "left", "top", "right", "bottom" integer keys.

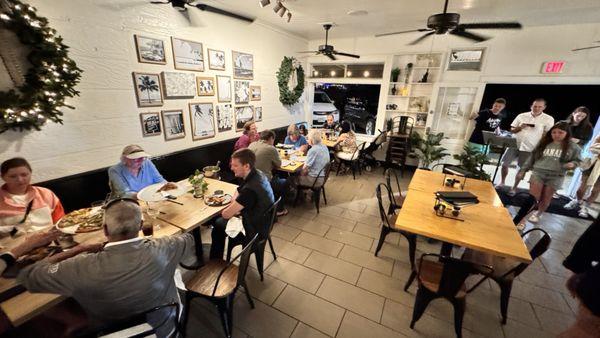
[{"left": 185, "top": 167, "right": 590, "bottom": 338}]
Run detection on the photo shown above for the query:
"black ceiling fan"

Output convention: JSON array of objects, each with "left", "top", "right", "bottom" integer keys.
[
  {"left": 572, "top": 41, "right": 600, "bottom": 52},
  {"left": 375, "top": 0, "right": 522, "bottom": 45},
  {"left": 297, "top": 24, "right": 360, "bottom": 60},
  {"left": 150, "top": 0, "right": 254, "bottom": 23}
]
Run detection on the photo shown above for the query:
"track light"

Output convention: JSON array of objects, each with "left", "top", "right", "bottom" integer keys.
[
  {"left": 259, "top": 0, "right": 270, "bottom": 7},
  {"left": 287, "top": 12, "right": 292, "bottom": 22},
  {"left": 278, "top": 6, "right": 287, "bottom": 17},
  {"left": 171, "top": 0, "right": 186, "bottom": 11},
  {"left": 273, "top": 1, "right": 283, "bottom": 13}
]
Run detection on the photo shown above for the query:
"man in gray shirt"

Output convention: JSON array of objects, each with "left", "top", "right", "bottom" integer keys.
[{"left": 18, "top": 199, "right": 195, "bottom": 335}]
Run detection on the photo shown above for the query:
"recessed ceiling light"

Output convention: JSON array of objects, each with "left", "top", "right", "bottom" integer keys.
[
  {"left": 363, "top": 70, "right": 370, "bottom": 77},
  {"left": 347, "top": 10, "right": 368, "bottom": 16}
]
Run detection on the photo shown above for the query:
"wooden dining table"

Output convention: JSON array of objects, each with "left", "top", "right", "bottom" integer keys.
[
  {"left": 0, "top": 177, "right": 237, "bottom": 328},
  {"left": 276, "top": 149, "right": 306, "bottom": 174},
  {"left": 395, "top": 169, "right": 531, "bottom": 263}
]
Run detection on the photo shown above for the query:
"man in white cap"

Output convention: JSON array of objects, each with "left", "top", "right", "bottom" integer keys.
[{"left": 108, "top": 144, "right": 177, "bottom": 198}]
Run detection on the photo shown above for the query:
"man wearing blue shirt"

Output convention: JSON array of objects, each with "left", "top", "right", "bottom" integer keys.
[
  {"left": 297, "top": 130, "right": 330, "bottom": 187},
  {"left": 284, "top": 124, "right": 309, "bottom": 154},
  {"left": 108, "top": 145, "right": 177, "bottom": 198}
]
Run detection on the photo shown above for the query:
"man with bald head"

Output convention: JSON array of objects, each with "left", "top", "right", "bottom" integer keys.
[{"left": 18, "top": 199, "right": 195, "bottom": 334}]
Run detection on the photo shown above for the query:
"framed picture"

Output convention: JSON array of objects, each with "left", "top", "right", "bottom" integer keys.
[
  {"left": 171, "top": 37, "right": 204, "bottom": 71},
  {"left": 161, "top": 71, "right": 196, "bottom": 98},
  {"left": 254, "top": 106, "right": 262, "bottom": 122},
  {"left": 408, "top": 96, "right": 430, "bottom": 112},
  {"left": 234, "top": 80, "right": 250, "bottom": 104},
  {"left": 139, "top": 112, "right": 161, "bottom": 136},
  {"left": 232, "top": 51, "right": 253, "bottom": 79},
  {"left": 416, "top": 113, "right": 427, "bottom": 127},
  {"left": 196, "top": 77, "right": 215, "bottom": 96},
  {"left": 161, "top": 110, "right": 186, "bottom": 140},
  {"left": 134, "top": 35, "right": 166, "bottom": 64},
  {"left": 234, "top": 105, "right": 254, "bottom": 131},
  {"left": 132, "top": 72, "right": 163, "bottom": 107},
  {"left": 208, "top": 48, "right": 226, "bottom": 71},
  {"left": 216, "top": 104, "right": 233, "bottom": 132},
  {"left": 447, "top": 48, "right": 485, "bottom": 71},
  {"left": 216, "top": 75, "right": 231, "bottom": 102},
  {"left": 188, "top": 102, "right": 216, "bottom": 140},
  {"left": 250, "top": 85, "right": 261, "bottom": 101}
]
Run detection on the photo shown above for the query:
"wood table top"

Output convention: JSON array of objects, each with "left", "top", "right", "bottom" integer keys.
[
  {"left": 408, "top": 169, "right": 504, "bottom": 207},
  {"left": 395, "top": 170, "right": 531, "bottom": 263},
  {"left": 277, "top": 151, "right": 306, "bottom": 174}
]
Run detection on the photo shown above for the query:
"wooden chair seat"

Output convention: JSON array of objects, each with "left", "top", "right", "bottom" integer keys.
[
  {"left": 387, "top": 213, "right": 398, "bottom": 225},
  {"left": 462, "top": 249, "right": 519, "bottom": 280},
  {"left": 185, "top": 260, "right": 239, "bottom": 298},
  {"left": 418, "top": 260, "right": 467, "bottom": 298},
  {"left": 393, "top": 191, "right": 406, "bottom": 208}
]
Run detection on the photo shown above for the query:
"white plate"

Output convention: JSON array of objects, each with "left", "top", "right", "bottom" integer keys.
[
  {"left": 137, "top": 182, "right": 186, "bottom": 202},
  {"left": 55, "top": 207, "right": 102, "bottom": 234},
  {"left": 204, "top": 194, "right": 233, "bottom": 206}
]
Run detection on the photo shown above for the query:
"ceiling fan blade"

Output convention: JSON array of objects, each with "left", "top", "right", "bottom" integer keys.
[
  {"left": 150, "top": 0, "right": 170, "bottom": 3},
  {"left": 375, "top": 28, "right": 432, "bottom": 38},
  {"left": 407, "top": 31, "right": 436, "bottom": 45},
  {"left": 193, "top": 4, "right": 254, "bottom": 23},
  {"left": 450, "top": 30, "right": 489, "bottom": 43},
  {"left": 325, "top": 53, "right": 336, "bottom": 61},
  {"left": 572, "top": 46, "right": 600, "bottom": 51},
  {"left": 458, "top": 22, "right": 522, "bottom": 30},
  {"left": 297, "top": 51, "right": 319, "bottom": 53},
  {"left": 333, "top": 51, "right": 360, "bottom": 59}
]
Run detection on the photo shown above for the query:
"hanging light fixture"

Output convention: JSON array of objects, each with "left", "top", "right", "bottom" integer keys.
[{"left": 259, "top": 0, "right": 270, "bottom": 7}]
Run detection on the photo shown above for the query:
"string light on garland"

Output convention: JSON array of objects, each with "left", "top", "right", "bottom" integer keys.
[{"left": 0, "top": 0, "right": 82, "bottom": 133}]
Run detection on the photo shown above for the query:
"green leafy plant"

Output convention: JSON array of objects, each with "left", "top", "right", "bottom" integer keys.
[
  {"left": 188, "top": 169, "right": 208, "bottom": 194},
  {"left": 391, "top": 67, "right": 401, "bottom": 82},
  {"left": 453, "top": 144, "right": 492, "bottom": 181},
  {"left": 276, "top": 56, "right": 305, "bottom": 105},
  {"left": 410, "top": 131, "right": 449, "bottom": 169}
]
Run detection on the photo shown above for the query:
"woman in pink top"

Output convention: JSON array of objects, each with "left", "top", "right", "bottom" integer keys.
[
  {"left": 0, "top": 158, "right": 65, "bottom": 234},
  {"left": 234, "top": 121, "right": 259, "bottom": 151}
]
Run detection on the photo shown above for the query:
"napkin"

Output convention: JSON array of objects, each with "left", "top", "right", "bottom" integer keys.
[{"left": 225, "top": 217, "right": 245, "bottom": 238}]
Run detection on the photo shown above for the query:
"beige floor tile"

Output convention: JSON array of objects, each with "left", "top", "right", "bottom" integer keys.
[
  {"left": 233, "top": 297, "right": 298, "bottom": 338},
  {"left": 316, "top": 204, "right": 347, "bottom": 217},
  {"left": 353, "top": 222, "right": 401, "bottom": 245},
  {"left": 338, "top": 245, "right": 394, "bottom": 275},
  {"left": 372, "top": 242, "right": 413, "bottom": 265},
  {"left": 303, "top": 251, "right": 362, "bottom": 284},
  {"left": 336, "top": 311, "right": 405, "bottom": 338},
  {"left": 340, "top": 200, "right": 368, "bottom": 213},
  {"left": 272, "top": 223, "right": 302, "bottom": 242},
  {"left": 245, "top": 267, "right": 286, "bottom": 305},
  {"left": 532, "top": 304, "right": 576, "bottom": 335},
  {"left": 341, "top": 209, "right": 380, "bottom": 226},
  {"left": 425, "top": 299, "right": 504, "bottom": 338},
  {"left": 273, "top": 285, "right": 345, "bottom": 337},
  {"left": 510, "top": 280, "right": 573, "bottom": 314},
  {"left": 517, "top": 265, "right": 569, "bottom": 294},
  {"left": 270, "top": 236, "right": 312, "bottom": 264},
  {"left": 316, "top": 276, "right": 385, "bottom": 322},
  {"left": 248, "top": 250, "right": 275, "bottom": 274},
  {"left": 265, "top": 257, "right": 325, "bottom": 293},
  {"left": 186, "top": 299, "right": 250, "bottom": 338},
  {"left": 391, "top": 260, "right": 414, "bottom": 283},
  {"left": 357, "top": 268, "right": 415, "bottom": 307},
  {"left": 288, "top": 219, "right": 331, "bottom": 237},
  {"left": 294, "top": 232, "right": 344, "bottom": 257},
  {"left": 325, "top": 228, "right": 373, "bottom": 251},
  {"left": 290, "top": 322, "right": 331, "bottom": 338},
  {"left": 313, "top": 213, "right": 356, "bottom": 231},
  {"left": 466, "top": 285, "right": 540, "bottom": 328},
  {"left": 502, "top": 320, "right": 555, "bottom": 338}
]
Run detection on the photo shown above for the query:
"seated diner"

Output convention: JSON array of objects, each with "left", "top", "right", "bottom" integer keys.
[{"left": 284, "top": 124, "right": 309, "bottom": 154}]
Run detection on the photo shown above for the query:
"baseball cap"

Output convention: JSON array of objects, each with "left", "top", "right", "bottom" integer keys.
[{"left": 122, "top": 144, "right": 150, "bottom": 159}]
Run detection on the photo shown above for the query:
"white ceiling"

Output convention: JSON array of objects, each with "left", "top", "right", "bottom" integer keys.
[{"left": 198, "top": 0, "right": 600, "bottom": 40}]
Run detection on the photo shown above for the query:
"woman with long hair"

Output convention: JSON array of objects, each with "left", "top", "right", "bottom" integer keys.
[
  {"left": 567, "top": 106, "right": 594, "bottom": 146},
  {"left": 522, "top": 121, "right": 582, "bottom": 223}
]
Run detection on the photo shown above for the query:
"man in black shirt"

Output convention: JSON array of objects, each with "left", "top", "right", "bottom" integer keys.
[
  {"left": 210, "top": 149, "right": 275, "bottom": 259},
  {"left": 468, "top": 98, "right": 507, "bottom": 151}
]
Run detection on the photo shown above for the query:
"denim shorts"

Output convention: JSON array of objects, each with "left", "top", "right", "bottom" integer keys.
[{"left": 530, "top": 170, "right": 564, "bottom": 190}]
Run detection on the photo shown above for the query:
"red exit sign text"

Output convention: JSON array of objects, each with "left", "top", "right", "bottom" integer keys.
[{"left": 541, "top": 61, "right": 566, "bottom": 74}]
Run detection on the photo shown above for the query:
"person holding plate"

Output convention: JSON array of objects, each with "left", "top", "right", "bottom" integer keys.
[
  {"left": 0, "top": 157, "right": 65, "bottom": 234},
  {"left": 108, "top": 145, "right": 178, "bottom": 199}
]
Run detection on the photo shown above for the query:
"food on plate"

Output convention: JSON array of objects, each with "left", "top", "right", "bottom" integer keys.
[
  {"left": 205, "top": 195, "right": 225, "bottom": 205},
  {"left": 57, "top": 208, "right": 103, "bottom": 233},
  {"left": 157, "top": 182, "right": 178, "bottom": 192}
]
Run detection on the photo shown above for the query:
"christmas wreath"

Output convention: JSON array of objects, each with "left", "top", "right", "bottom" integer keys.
[
  {"left": 276, "top": 56, "right": 304, "bottom": 106},
  {"left": 0, "top": 0, "right": 82, "bottom": 133}
]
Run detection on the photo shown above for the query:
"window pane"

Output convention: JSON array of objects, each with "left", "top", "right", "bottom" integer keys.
[
  {"left": 311, "top": 65, "right": 345, "bottom": 78},
  {"left": 346, "top": 64, "right": 384, "bottom": 79}
]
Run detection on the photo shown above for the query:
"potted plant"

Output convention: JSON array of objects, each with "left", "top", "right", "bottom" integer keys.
[
  {"left": 410, "top": 131, "right": 449, "bottom": 169},
  {"left": 453, "top": 144, "right": 491, "bottom": 181},
  {"left": 188, "top": 169, "right": 209, "bottom": 198},
  {"left": 391, "top": 67, "right": 401, "bottom": 82}
]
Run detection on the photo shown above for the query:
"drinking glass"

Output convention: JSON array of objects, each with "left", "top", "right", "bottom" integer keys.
[{"left": 145, "top": 202, "right": 161, "bottom": 231}]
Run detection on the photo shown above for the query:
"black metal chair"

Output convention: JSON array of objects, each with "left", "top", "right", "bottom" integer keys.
[
  {"left": 410, "top": 253, "right": 493, "bottom": 338},
  {"left": 182, "top": 235, "right": 258, "bottom": 338},
  {"left": 336, "top": 142, "right": 367, "bottom": 180},
  {"left": 512, "top": 192, "right": 538, "bottom": 225},
  {"left": 462, "top": 228, "right": 551, "bottom": 324},
  {"left": 384, "top": 168, "right": 405, "bottom": 213},
  {"left": 74, "top": 303, "right": 180, "bottom": 338},
  {"left": 374, "top": 183, "right": 417, "bottom": 271},
  {"left": 226, "top": 197, "right": 281, "bottom": 281},
  {"left": 294, "top": 160, "right": 334, "bottom": 213}
]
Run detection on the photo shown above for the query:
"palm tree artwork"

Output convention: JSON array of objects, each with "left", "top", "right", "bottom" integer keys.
[{"left": 138, "top": 75, "right": 159, "bottom": 104}]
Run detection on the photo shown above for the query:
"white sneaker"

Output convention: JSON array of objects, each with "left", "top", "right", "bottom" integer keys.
[
  {"left": 564, "top": 199, "right": 581, "bottom": 210},
  {"left": 578, "top": 206, "right": 589, "bottom": 218},
  {"left": 507, "top": 189, "right": 517, "bottom": 197},
  {"left": 528, "top": 213, "right": 541, "bottom": 223}
]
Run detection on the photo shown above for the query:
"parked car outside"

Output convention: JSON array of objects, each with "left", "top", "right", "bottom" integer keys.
[
  {"left": 312, "top": 91, "right": 339, "bottom": 128},
  {"left": 343, "top": 98, "right": 377, "bottom": 135}
]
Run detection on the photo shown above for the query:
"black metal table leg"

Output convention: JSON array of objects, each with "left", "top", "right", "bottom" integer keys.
[
  {"left": 192, "top": 226, "right": 204, "bottom": 266},
  {"left": 440, "top": 241, "right": 454, "bottom": 257}
]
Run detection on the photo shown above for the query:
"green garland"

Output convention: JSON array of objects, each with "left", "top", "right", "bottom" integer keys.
[
  {"left": 276, "top": 56, "right": 304, "bottom": 106},
  {"left": 0, "top": 0, "right": 82, "bottom": 133}
]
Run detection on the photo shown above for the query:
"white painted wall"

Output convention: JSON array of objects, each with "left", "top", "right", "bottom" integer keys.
[{"left": 0, "top": 0, "right": 307, "bottom": 183}]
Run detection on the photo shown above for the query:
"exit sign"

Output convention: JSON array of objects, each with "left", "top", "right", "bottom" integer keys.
[{"left": 541, "top": 61, "right": 566, "bottom": 74}]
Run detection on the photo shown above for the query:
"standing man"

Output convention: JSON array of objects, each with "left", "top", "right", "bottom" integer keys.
[
  {"left": 500, "top": 98, "right": 554, "bottom": 194},
  {"left": 468, "top": 98, "right": 507, "bottom": 152},
  {"left": 249, "top": 130, "right": 290, "bottom": 216},
  {"left": 210, "top": 149, "right": 275, "bottom": 259}
]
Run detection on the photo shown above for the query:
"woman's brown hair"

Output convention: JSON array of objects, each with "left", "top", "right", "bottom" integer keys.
[
  {"left": 1, "top": 157, "right": 32, "bottom": 176},
  {"left": 531, "top": 121, "right": 572, "bottom": 163}
]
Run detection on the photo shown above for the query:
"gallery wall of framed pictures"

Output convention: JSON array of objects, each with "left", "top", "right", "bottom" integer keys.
[{"left": 132, "top": 33, "right": 262, "bottom": 143}]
